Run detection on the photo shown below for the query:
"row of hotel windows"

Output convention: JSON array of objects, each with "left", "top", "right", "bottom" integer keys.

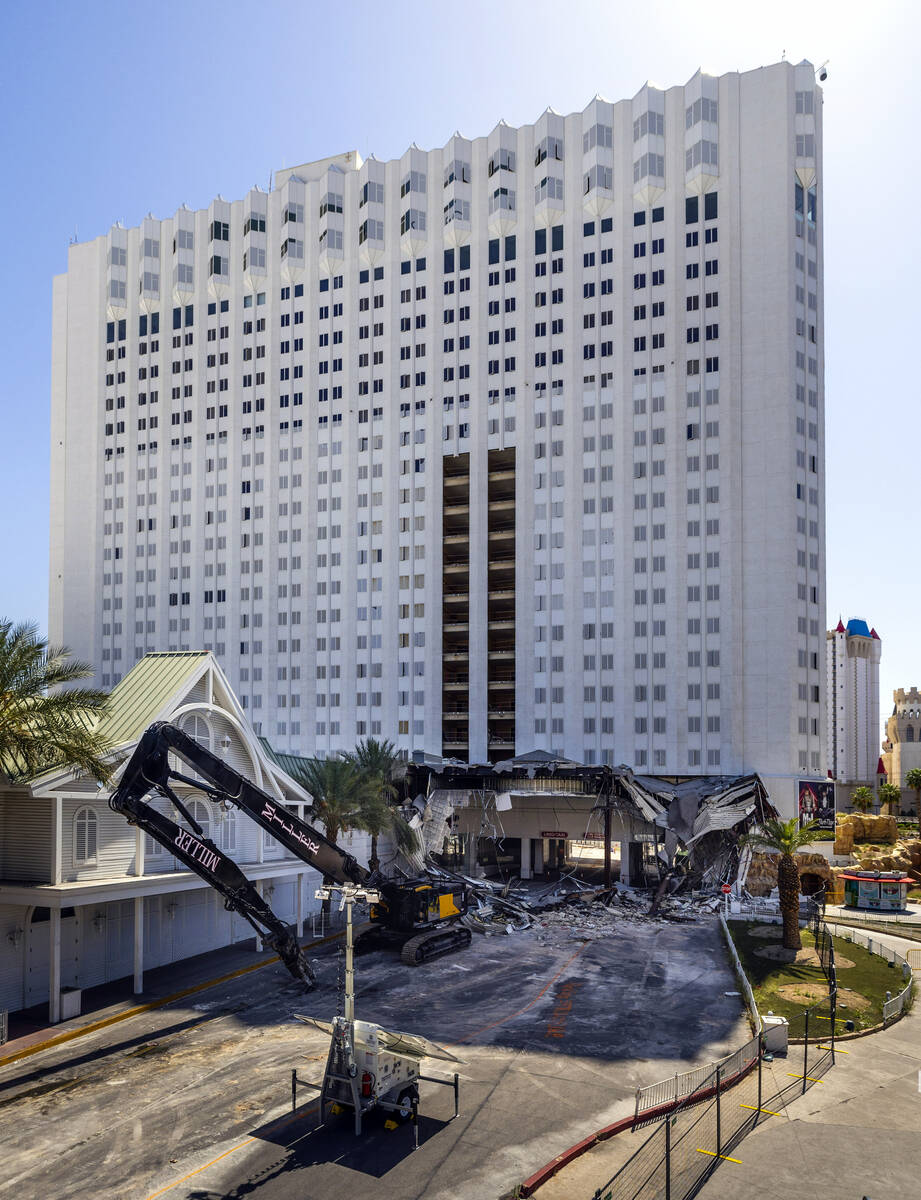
[
  {"left": 107, "top": 190, "right": 723, "bottom": 303},
  {"left": 112, "top": 162, "right": 725, "bottom": 277}
]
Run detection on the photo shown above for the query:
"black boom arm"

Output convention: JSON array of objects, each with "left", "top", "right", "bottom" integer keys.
[
  {"left": 107, "top": 720, "right": 376, "bottom": 987},
  {"left": 109, "top": 790, "right": 313, "bottom": 985},
  {"left": 114, "top": 722, "right": 369, "bottom": 885}
]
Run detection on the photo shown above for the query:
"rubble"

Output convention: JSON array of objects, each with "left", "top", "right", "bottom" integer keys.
[{"left": 426, "top": 866, "right": 726, "bottom": 943}]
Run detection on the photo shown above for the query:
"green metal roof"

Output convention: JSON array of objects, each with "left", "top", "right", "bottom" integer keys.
[
  {"left": 258, "top": 735, "right": 311, "bottom": 779},
  {"left": 96, "top": 652, "right": 210, "bottom": 749}
]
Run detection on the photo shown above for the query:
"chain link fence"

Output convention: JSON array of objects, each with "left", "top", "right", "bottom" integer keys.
[
  {"left": 591, "top": 1003, "right": 836, "bottom": 1200},
  {"left": 592, "top": 892, "right": 838, "bottom": 1200}
]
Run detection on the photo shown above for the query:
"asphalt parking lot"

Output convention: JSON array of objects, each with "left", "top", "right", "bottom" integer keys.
[{"left": 0, "top": 916, "right": 749, "bottom": 1200}]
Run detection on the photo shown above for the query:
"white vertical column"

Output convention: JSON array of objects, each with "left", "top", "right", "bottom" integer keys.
[
  {"left": 133, "top": 896, "right": 144, "bottom": 994},
  {"left": 52, "top": 796, "right": 63, "bottom": 885},
  {"left": 134, "top": 825, "right": 145, "bottom": 877},
  {"left": 296, "top": 873, "right": 303, "bottom": 939},
  {"left": 49, "top": 909, "right": 62, "bottom": 1024}
]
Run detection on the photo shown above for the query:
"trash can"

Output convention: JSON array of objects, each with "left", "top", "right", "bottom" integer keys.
[{"left": 762, "top": 1012, "right": 789, "bottom": 1055}]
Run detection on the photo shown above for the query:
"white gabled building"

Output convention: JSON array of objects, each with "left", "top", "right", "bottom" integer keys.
[
  {"left": 0, "top": 652, "right": 365, "bottom": 1024},
  {"left": 51, "top": 58, "right": 826, "bottom": 818}
]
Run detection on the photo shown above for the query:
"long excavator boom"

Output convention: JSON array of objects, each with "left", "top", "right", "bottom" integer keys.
[{"left": 108, "top": 720, "right": 370, "bottom": 986}]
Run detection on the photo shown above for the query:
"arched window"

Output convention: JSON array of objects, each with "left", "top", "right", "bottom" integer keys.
[
  {"left": 187, "top": 799, "right": 212, "bottom": 842},
  {"left": 907, "top": 725, "right": 915, "bottom": 743},
  {"left": 74, "top": 808, "right": 98, "bottom": 865},
  {"left": 180, "top": 712, "right": 212, "bottom": 751}
]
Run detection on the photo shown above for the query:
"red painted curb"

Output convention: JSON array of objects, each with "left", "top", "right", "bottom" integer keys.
[{"left": 518, "top": 1056, "right": 758, "bottom": 1197}]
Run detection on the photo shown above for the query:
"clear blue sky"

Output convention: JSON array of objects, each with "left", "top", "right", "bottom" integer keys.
[{"left": 1, "top": 0, "right": 918, "bottom": 735}]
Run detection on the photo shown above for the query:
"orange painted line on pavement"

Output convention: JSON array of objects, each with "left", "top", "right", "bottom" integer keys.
[
  {"left": 142, "top": 1101, "right": 319, "bottom": 1200},
  {"left": 460, "top": 944, "right": 587, "bottom": 1043},
  {"left": 0, "top": 932, "right": 343, "bottom": 1069},
  {"left": 143, "top": 1138, "right": 256, "bottom": 1200}
]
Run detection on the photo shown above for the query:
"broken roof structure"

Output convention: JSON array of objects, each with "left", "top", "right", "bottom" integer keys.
[
  {"left": 612, "top": 768, "right": 775, "bottom": 884},
  {"left": 406, "top": 757, "right": 775, "bottom": 891}
]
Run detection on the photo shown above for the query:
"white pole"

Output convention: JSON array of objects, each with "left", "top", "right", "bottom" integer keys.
[
  {"left": 344, "top": 891, "right": 354, "bottom": 1025},
  {"left": 296, "top": 873, "right": 303, "bottom": 939},
  {"left": 133, "top": 896, "right": 144, "bottom": 994},
  {"left": 49, "top": 909, "right": 61, "bottom": 1024}
]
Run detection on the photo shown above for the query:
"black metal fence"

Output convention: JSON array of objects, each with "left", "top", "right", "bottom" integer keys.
[
  {"left": 590, "top": 1014, "right": 836, "bottom": 1200},
  {"left": 590, "top": 894, "right": 838, "bottom": 1199}
]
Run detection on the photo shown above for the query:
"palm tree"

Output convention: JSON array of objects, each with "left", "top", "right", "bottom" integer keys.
[
  {"left": 878, "top": 782, "right": 901, "bottom": 818},
  {"left": 287, "top": 755, "right": 377, "bottom": 914},
  {"left": 905, "top": 768, "right": 921, "bottom": 827},
  {"left": 741, "top": 817, "right": 818, "bottom": 950},
  {"left": 344, "top": 737, "right": 418, "bottom": 871},
  {"left": 0, "top": 620, "right": 111, "bottom": 784},
  {"left": 289, "top": 755, "right": 372, "bottom": 848},
  {"left": 851, "top": 786, "right": 874, "bottom": 814}
]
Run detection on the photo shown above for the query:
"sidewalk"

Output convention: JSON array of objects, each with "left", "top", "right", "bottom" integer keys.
[
  {"left": 1, "top": 927, "right": 342, "bottom": 1066},
  {"left": 528, "top": 927, "right": 921, "bottom": 1199},
  {"left": 698, "top": 929, "right": 921, "bottom": 1198}
]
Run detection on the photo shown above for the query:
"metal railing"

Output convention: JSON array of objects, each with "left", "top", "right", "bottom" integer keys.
[
  {"left": 595, "top": 1023, "right": 835, "bottom": 1200},
  {"left": 633, "top": 1035, "right": 760, "bottom": 1123},
  {"left": 882, "top": 982, "right": 914, "bottom": 1023},
  {"left": 604, "top": 894, "right": 837, "bottom": 1200}
]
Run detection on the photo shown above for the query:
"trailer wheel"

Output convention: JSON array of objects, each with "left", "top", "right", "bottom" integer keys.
[{"left": 395, "top": 1084, "right": 419, "bottom": 1122}]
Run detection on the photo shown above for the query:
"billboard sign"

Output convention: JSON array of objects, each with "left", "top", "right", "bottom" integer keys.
[{"left": 798, "top": 780, "right": 836, "bottom": 831}]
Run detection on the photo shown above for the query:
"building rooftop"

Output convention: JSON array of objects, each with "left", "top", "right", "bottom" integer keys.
[
  {"left": 96, "top": 651, "right": 210, "bottom": 749},
  {"left": 846, "top": 618, "right": 872, "bottom": 638}
]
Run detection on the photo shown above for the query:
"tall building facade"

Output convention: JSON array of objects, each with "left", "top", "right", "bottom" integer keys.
[
  {"left": 50, "top": 60, "right": 826, "bottom": 812},
  {"left": 825, "top": 618, "right": 881, "bottom": 786}
]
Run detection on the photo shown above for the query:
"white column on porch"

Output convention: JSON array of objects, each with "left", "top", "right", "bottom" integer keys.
[
  {"left": 296, "top": 873, "right": 303, "bottom": 939},
  {"left": 133, "top": 896, "right": 144, "bottom": 994},
  {"left": 49, "top": 908, "right": 62, "bottom": 1024}
]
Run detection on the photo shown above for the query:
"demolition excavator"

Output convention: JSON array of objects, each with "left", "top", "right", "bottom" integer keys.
[{"left": 109, "top": 721, "right": 471, "bottom": 987}]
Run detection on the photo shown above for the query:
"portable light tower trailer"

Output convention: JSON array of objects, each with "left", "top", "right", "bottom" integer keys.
[{"left": 292, "top": 883, "right": 461, "bottom": 1138}]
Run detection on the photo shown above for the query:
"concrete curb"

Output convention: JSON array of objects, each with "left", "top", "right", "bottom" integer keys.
[
  {"left": 0, "top": 930, "right": 344, "bottom": 1069},
  {"left": 517, "top": 1055, "right": 758, "bottom": 1197}
]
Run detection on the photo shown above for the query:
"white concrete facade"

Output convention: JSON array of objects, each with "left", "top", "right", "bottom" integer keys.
[
  {"left": 825, "top": 618, "right": 881, "bottom": 785},
  {"left": 50, "top": 60, "right": 826, "bottom": 816}
]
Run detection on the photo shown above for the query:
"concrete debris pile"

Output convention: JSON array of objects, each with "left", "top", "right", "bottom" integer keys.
[
  {"left": 434, "top": 870, "right": 724, "bottom": 941},
  {"left": 532, "top": 890, "right": 723, "bottom": 946}
]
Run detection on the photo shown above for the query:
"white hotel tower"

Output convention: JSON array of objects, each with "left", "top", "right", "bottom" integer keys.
[{"left": 50, "top": 59, "right": 825, "bottom": 812}]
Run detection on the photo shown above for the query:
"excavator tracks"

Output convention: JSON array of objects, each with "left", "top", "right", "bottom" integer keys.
[{"left": 400, "top": 925, "right": 472, "bottom": 966}]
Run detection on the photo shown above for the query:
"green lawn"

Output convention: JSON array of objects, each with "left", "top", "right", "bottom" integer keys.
[{"left": 728, "top": 920, "right": 903, "bottom": 1034}]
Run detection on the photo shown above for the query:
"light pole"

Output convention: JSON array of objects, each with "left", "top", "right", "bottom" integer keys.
[{"left": 314, "top": 883, "right": 380, "bottom": 1023}]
